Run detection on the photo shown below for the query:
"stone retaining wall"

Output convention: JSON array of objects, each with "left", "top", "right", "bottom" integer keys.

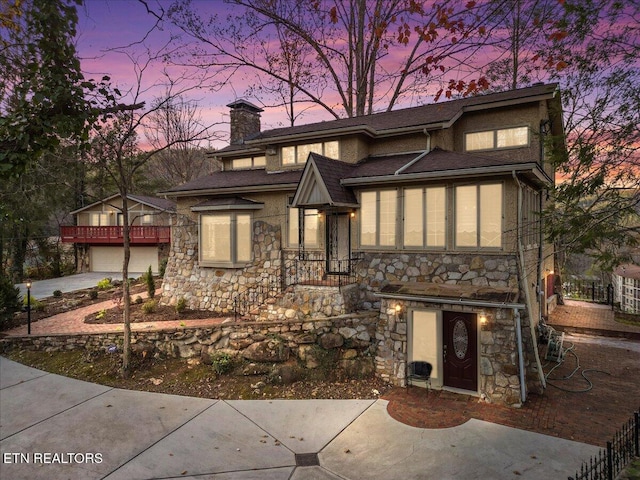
[{"left": 1, "top": 312, "right": 379, "bottom": 378}]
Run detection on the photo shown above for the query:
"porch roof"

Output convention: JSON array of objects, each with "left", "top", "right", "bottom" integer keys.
[
  {"left": 292, "top": 152, "right": 358, "bottom": 208},
  {"left": 377, "top": 282, "right": 524, "bottom": 309}
]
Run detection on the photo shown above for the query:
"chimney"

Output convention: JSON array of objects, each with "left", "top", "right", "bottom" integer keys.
[{"left": 227, "top": 99, "right": 263, "bottom": 145}]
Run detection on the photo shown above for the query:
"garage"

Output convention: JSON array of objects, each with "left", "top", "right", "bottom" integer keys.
[{"left": 90, "top": 246, "right": 159, "bottom": 274}]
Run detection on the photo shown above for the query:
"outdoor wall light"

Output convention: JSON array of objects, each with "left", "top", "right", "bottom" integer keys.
[
  {"left": 395, "top": 303, "right": 404, "bottom": 321},
  {"left": 479, "top": 310, "right": 490, "bottom": 330},
  {"left": 350, "top": 211, "right": 355, "bottom": 218}
]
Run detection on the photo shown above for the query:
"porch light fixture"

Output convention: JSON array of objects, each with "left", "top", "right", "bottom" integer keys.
[
  {"left": 479, "top": 310, "right": 491, "bottom": 330},
  {"left": 350, "top": 211, "right": 355, "bottom": 218},
  {"left": 25, "top": 279, "right": 32, "bottom": 335},
  {"left": 395, "top": 303, "right": 404, "bottom": 321}
]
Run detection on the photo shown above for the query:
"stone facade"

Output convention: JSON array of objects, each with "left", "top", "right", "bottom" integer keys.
[
  {"left": 374, "top": 297, "right": 541, "bottom": 407},
  {"left": 162, "top": 219, "right": 282, "bottom": 313}
]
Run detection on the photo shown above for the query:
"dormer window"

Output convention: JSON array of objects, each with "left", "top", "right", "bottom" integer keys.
[
  {"left": 282, "top": 140, "right": 339, "bottom": 165},
  {"left": 231, "top": 155, "right": 266, "bottom": 170},
  {"left": 465, "top": 126, "right": 529, "bottom": 152}
]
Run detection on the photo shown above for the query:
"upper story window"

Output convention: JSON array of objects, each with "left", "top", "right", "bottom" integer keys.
[
  {"left": 231, "top": 155, "right": 266, "bottom": 170},
  {"left": 200, "top": 212, "right": 252, "bottom": 267},
  {"left": 282, "top": 140, "right": 339, "bottom": 166},
  {"left": 465, "top": 126, "right": 529, "bottom": 152},
  {"left": 455, "top": 184, "right": 502, "bottom": 248},
  {"left": 403, "top": 187, "right": 446, "bottom": 248},
  {"left": 360, "top": 190, "right": 397, "bottom": 247},
  {"left": 90, "top": 213, "right": 109, "bottom": 226}
]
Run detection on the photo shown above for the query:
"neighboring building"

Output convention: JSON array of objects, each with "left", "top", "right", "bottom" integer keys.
[
  {"left": 160, "top": 84, "right": 565, "bottom": 406},
  {"left": 61, "top": 194, "right": 175, "bottom": 273},
  {"left": 613, "top": 264, "right": 640, "bottom": 314}
]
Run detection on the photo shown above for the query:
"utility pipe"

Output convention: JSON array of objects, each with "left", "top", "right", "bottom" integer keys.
[{"left": 514, "top": 308, "right": 527, "bottom": 402}]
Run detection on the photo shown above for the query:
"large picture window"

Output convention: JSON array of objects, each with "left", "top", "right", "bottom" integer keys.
[
  {"left": 465, "top": 126, "right": 529, "bottom": 151},
  {"left": 403, "top": 187, "right": 446, "bottom": 248},
  {"left": 282, "top": 140, "right": 339, "bottom": 165},
  {"left": 455, "top": 184, "right": 502, "bottom": 248},
  {"left": 360, "top": 190, "right": 397, "bottom": 247},
  {"left": 200, "top": 213, "right": 252, "bottom": 266}
]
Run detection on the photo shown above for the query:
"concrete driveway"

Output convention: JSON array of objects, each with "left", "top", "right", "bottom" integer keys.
[
  {"left": 16, "top": 272, "right": 145, "bottom": 300},
  {"left": 0, "top": 357, "right": 599, "bottom": 480}
]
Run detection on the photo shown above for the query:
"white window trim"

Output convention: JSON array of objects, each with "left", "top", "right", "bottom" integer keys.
[
  {"left": 199, "top": 212, "right": 253, "bottom": 268},
  {"left": 464, "top": 125, "right": 530, "bottom": 152}
]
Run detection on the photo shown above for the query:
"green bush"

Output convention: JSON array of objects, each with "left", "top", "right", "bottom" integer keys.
[
  {"left": 211, "top": 352, "right": 234, "bottom": 375},
  {"left": 175, "top": 297, "right": 187, "bottom": 315},
  {"left": 134, "top": 295, "right": 143, "bottom": 305},
  {"left": 159, "top": 258, "right": 168, "bottom": 277},
  {"left": 142, "top": 299, "right": 157, "bottom": 314},
  {"left": 0, "top": 276, "right": 21, "bottom": 326},
  {"left": 144, "top": 266, "right": 155, "bottom": 299},
  {"left": 22, "top": 295, "right": 45, "bottom": 312},
  {"left": 89, "top": 289, "right": 98, "bottom": 300},
  {"left": 97, "top": 278, "right": 113, "bottom": 290},
  {"left": 53, "top": 289, "right": 62, "bottom": 297},
  {"left": 96, "top": 309, "right": 107, "bottom": 320}
]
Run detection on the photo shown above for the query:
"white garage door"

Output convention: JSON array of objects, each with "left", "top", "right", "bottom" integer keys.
[{"left": 90, "top": 246, "right": 159, "bottom": 274}]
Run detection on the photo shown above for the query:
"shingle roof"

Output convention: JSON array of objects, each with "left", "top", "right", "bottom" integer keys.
[
  {"left": 128, "top": 195, "right": 176, "bottom": 212},
  {"left": 163, "top": 168, "right": 302, "bottom": 194},
  {"left": 309, "top": 153, "right": 358, "bottom": 205},
  {"left": 233, "top": 83, "right": 558, "bottom": 146}
]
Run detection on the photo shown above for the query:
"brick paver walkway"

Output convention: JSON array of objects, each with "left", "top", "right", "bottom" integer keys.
[
  {"left": 2, "top": 294, "right": 226, "bottom": 336},
  {"left": 385, "top": 301, "right": 640, "bottom": 447}
]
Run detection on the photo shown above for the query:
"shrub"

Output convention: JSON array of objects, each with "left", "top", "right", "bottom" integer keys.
[
  {"left": 211, "top": 352, "right": 234, "bottom": 375},
  {"left": 22, "top": 295, "right": 45, "bottom": 312},
  {"left": 89, "top": 289, "right": 99, "bottom": 300},
  {"left": 52, "top": 289, "right": 63, "bottom": 297},
  {"left": 96, "top": 309, "right": 107, "bottom": 320},
  {"left": 0, "top": 276, "right": 21, "bottom": 326},
  {"left": 142, "top": 299, "right": 157, "bottom": 314},
  {"left": 97, "top": 278, "right": 112, "bottom": 290},
  {"left": 175, "top": 297, "right": 187, "bottom": 315},
  {"left": 144, "top": 266, "right": 155, "bottom": 299},
  {"left": 159, "top": 258, "right": 168, "bottom": 277},
  {"left": 134, "top": 296, "right": 143, "bottom": 305}
]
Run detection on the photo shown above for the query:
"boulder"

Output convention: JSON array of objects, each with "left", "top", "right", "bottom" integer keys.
[{"left": 242, "top": 340, "right": 290, "bottom": 363}]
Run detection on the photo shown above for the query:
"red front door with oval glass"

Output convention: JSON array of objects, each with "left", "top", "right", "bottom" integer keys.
[{"left": 443, "top": 311, "right": 478, "bottom": 391}]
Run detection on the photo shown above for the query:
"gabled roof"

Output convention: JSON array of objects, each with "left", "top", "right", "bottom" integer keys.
[
  {"left": 292, "top": 153, "right": 358, "bottom": 208},
  {"left": 614, "top": 264, "right": 640, "bottom": 280},
  {"left": 215, "top": 83, "right": 559, "bottom": 154},
  {"left": 70, "top": 194, "right": 176, "bottom": 215}
]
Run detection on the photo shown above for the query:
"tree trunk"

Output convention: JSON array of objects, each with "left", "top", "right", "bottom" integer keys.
[{"left": 120, "top": 191, "right": 132, "bottom": 377}]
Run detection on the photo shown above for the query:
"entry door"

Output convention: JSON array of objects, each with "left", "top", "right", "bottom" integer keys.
[
  {"left": 326, "top": 212, "right": 350, "bottom": 274},
  {"left": 443, "top": 311, "right": 478, "bottom": 391}
]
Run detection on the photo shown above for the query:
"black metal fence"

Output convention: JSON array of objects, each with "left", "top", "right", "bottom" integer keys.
[
  {"left": 232, "top": 278, "right": 281, "bottom": 319},
  {"left": 283, "top": 252, "right": 360, "bottom": 288},
  {"left": 569, "top": 407, "right": 639, "bottom": 480},
  {"left": 563, "top": 279, "right": 613, "bottom": 305}
]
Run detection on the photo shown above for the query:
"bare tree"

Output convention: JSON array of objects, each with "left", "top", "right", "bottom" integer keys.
[
  {"left": 144, "top": 94, "right": 221, "bottom": 187},
  {"left": 166, "top": 0, "right": 503, "bottom": 121}
]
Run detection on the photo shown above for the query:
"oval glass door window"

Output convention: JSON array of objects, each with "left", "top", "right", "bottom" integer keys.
[{"left": 453, "top": 319, "right": 469, "bottom": 359}]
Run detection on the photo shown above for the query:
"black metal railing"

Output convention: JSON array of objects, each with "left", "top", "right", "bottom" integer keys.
[
  {"left": 563, "top": 279, "right": 614, "bottom": 305},
  {"left": 232, "top": 278, "right": 281, "bottom": 319},
  {"left": 569, "top": 407, "right": 639, "bottom": 480},
  {"left": 283, "top": 252, "right": 360, "bottom": 288}
]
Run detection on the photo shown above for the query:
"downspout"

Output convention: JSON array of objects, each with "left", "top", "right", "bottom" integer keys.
[
  {"left": 513, "top": 171, "right": 547, "bottom": 395},
  {"left": 514, "top": 308, "right": 527, "bottom": 402},
  {"left": 394, "top": 130, "right": 431, "bottom": 175}
]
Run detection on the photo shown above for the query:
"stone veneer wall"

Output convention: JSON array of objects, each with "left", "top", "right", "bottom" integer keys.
[
  {"left": 375, "top": 297, "right": 540, "bottom": 407},
  {"left": 161, "top": 219, "right": 282, "bottom": 313},
  {"left": 1, "top": 313, "right": 378, "bottom": 377}
]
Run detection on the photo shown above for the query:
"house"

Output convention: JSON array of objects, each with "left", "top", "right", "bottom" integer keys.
[
  {"left": 613, "top": 264, "right": 640, "bottom": 314},
  {"left": 160, "top": 84, "right": 565, "bottom": 406},
  {"left": 61, "top": 194, "right": 175, "bottom": 274}
]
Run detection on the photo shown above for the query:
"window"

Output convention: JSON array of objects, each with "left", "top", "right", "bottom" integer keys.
[
  {"left": 522, "top": 187, "right": 540, "bottom": 247},
  {"left": 90, "top": 213, "right": 109, "bottom": 226},
  {"left": 231, "top": 155, "right": 266, "bottom": 170},
  {"left": 360, "top": 190, "right": 397, "bottom": 247},
  {"left": 465, "top": 126, "right": 529, "bottom": 151},
  {"left": 455, "top": 184, "right": 502, "bottom": 248},
  {"left": 200, "top": 213, "right": 252, "bottom": 266},
  {"left": 403, "top": 187, "right": 446, "bottom": 248},
  {"left": 282, "top": 141, "right": 339, "bottom": 165},
  {"left": 288, "top": 206, "right": 319, "bottom": 248},
  {"left": 141, "top": 214, "right": 153, "bottom": 225}
]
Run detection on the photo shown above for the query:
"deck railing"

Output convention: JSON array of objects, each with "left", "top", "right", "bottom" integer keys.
[{"left": 60, "top": 225, "right": 171, "bottom": 244}]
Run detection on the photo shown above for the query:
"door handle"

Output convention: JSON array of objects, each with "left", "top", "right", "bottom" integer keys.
[{"left": 443, "top": 344, "right": 447, "bottom": 363}]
